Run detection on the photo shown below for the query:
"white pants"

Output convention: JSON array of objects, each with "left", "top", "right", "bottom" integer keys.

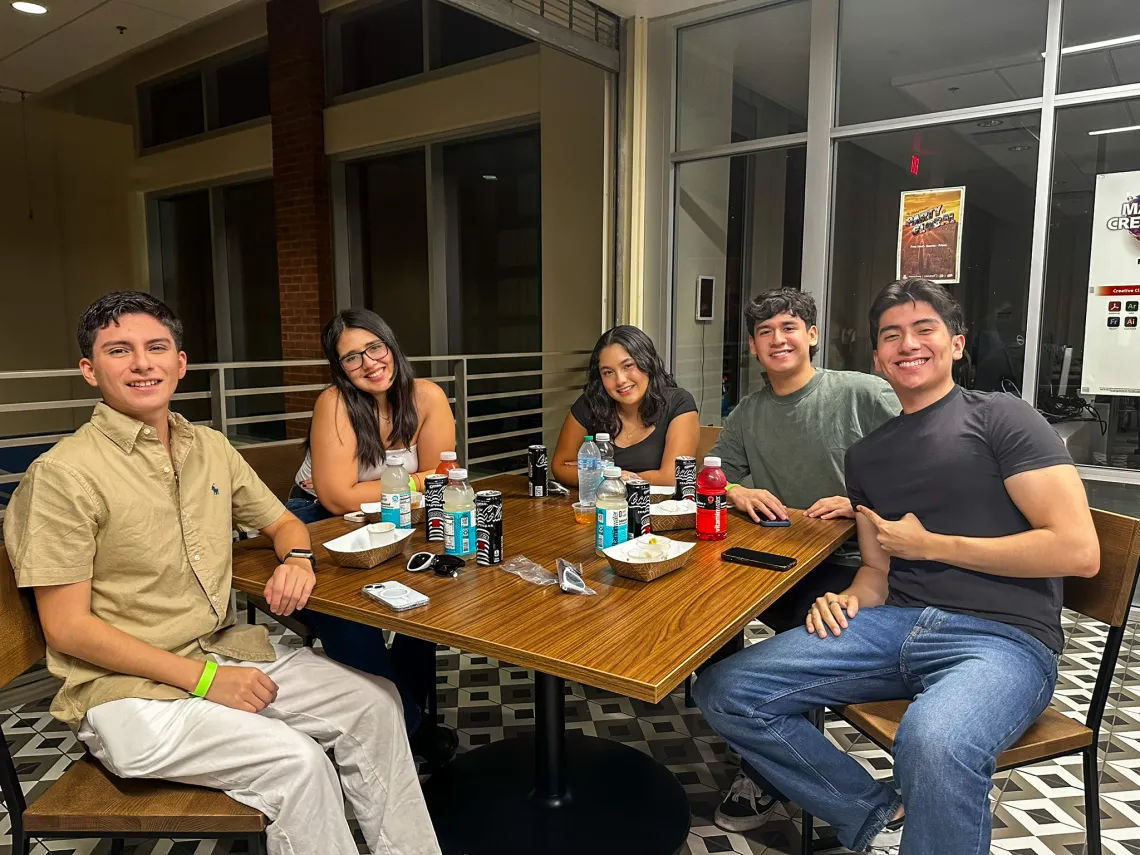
[{"left": 78, "top": 644, "right": 441, "bottom": 855}]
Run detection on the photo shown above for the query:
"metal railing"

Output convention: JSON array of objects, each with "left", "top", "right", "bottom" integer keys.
[{"left": 0, "top": 350, "right": 591, "bottom": 518}]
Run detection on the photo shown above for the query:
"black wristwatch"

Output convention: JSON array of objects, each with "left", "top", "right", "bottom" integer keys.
[{"left": 282, "top": 548, "right": 317, "bottom": 571}]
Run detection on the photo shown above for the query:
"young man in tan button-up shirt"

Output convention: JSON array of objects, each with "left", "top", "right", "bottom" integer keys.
[{"left": 3, "top": 292, "right": 441, "bottom": 855}]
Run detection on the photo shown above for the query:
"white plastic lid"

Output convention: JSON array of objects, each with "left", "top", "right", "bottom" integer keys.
[
  {"left": 603, "top": 466, "right": 622, "bottom": 478},
  {"left": 387, "top": 451, "right": 403, "bottom": 463},
  {"left": 703, "top": 456, "right": 722, "bottom": 468},
  {"left": 596, "top": 432, "right": 611, "bottom": 441},
  {"left": 448, "top": 468, "right": 468, "bottom": 480},
  {"left": 440, "top": 451, "right": 457, "bottom": 460}
]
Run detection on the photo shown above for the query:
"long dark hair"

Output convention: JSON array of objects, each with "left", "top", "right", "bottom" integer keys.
[
  {"left": 582, "top": 325, "right": 677, "bottom": 438},
  {"left": 321, "top": 309, "right": 418, "bottom": 471}
]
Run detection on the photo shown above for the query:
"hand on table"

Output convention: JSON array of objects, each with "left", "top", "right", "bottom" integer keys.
[
  {"left": 263, "top": 559, "right": 315, "bottom": 616},
  {"left": 806, "top": 592, "right": 860, "bottom": 638},
  {"left": 727, "top": 487, "right": 788, "bottom": 522},
  {"left": 206, "top": 665, "right": 278, "bottom": 713},
  {"left": 805, "top": 495, "right": 854, "bottom": 520}
]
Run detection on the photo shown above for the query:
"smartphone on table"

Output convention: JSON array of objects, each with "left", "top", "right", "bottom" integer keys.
[{"left": 721, "top": 547, "right": 797, "bottom": 572}]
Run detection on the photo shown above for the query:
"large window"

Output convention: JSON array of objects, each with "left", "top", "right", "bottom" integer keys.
[
  {"left": 1059, "top": 1, "right": 1140, "bottom": 93},
  {"left": 1037, "top": 100, "right": 1140, "bottom": 470},
  {"left": 837, "top": 0, "right": 1047, "bottom": 126},
  {"left": 675, "top": 1, "right": 809, "bottom": 151},
  {"left": 330, "top": 0, "right": 532, "bottom": 98},
  {"left": 827, "top": 115, "right": 1040, "bottom": 391},
  {"left": 139, "top": 45, "right": 269, "bottom": 149},
  {"left": 348, "top": 149, "right": 431, "bottom": 356},
  {"left": 673, "top": 145, "right": 807, "bottom": 424}
]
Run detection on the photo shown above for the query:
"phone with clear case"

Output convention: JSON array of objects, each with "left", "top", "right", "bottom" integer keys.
[{"left": 362, "top": 581, "right": 429, "bottom": 611}]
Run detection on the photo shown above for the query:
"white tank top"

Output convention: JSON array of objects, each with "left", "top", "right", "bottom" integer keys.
[{"left": 294, "top": 445, "right": 419, "bottom": 495}]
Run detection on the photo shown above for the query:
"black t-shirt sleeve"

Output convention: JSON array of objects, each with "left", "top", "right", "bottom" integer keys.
[
  {"left": 844, "top": 445, "right": 870, "bottom": 511},
  {"left": 664, "top": 387, "right": 698, "bottom": 423},
  {"left": 569, "top": 395, "right": 592, "bottom": 433},
  {"left": 986, "top": 393, "right": 1074, "bottom": 479}
]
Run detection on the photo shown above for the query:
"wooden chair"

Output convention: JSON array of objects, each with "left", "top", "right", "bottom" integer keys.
[
  {"left": 801, "top": 509, "right": 1140, "bottom": 855},
  {"left": 696, "top": 425, "right": 722, "bottom": 463},
  {"left": 0, "top": 548, "right": 268, "bottom": 855},
  {"left": 236, "top": 441, "right": 317, "bottom": 646}
]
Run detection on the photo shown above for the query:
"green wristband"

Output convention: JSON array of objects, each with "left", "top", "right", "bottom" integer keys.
[
  {"left": 409, "top": 475, "right": 417, "bottom": 492},
  {"left": 726, "top": 483, "right": 740, "bottom": 491},
  {"left": 192, "top": 659, "right": 218, "bottom": 698}
]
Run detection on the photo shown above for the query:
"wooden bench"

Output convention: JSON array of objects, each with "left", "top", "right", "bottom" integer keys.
[{"left": 0, "top": 547, "right": 268, "bottom": 855}]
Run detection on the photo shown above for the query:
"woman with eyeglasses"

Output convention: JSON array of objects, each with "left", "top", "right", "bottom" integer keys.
[
  {"left": 288, "top": 308, "right": 455, "bottom": 520},
  {"left": 286, "top": 308, "right": 457, "bottom": 765}
]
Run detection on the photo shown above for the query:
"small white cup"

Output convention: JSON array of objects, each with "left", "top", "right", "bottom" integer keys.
[{"left": 366, "top": 521, "right": 396, "bottom": 546}]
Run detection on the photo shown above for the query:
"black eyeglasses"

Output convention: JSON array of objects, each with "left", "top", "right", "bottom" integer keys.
[
  {"left": 340, "top": 341, "right": 390, "bottom": 371},
  {"left": 407, "top": 552, "right": 465, "bottom": 577}
]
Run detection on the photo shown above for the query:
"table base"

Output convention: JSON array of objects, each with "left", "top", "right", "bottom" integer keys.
[{"left": 423, "top": 731, "right": 690, "bottom": 855}]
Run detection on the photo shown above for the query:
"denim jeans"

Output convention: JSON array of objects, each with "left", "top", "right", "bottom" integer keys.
[{"left": 695, "top": 605, "right": 1058, "bottom": 854}]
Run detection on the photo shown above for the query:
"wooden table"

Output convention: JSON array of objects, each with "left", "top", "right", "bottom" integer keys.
[{"left": 232, "top": 475, "right": 853, "bottom": 855}]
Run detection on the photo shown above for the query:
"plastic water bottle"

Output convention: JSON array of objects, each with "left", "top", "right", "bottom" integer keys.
[
  {"left": 595, "top": 433, "right": 615, "bottom": 470},
  {"left": 436, "top": 450, "right": 459, "bottom": 476},
  {"left": 380, "top": 451, "right": 412, "bottom": 529},
  {"left": 595, "top": 466, "right": 629, "bottom": 550},
  {"left": 443, "top": 468, "right": 477, "bottom": 557},
  {"left": 577, "top": 435, "right": 602, "bottom": 505},
  {"left": 696, "top": 455, "right": 728, "bottom": 541}
]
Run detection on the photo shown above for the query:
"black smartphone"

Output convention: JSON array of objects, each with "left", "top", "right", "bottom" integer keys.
[
  {"left": 721, "top": 547, "right": 798, "bottom": 572},
  {"left": 759, "top": 518, "right": 791, "bottom": 527}
]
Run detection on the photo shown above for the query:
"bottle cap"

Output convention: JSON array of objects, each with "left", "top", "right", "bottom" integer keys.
[
  {"left": 449, "top": 468, "right": 468, "bottom": 480},
  {"left": 603, "top": 466, "right": 621, "bottom": 478},
  {"left": 387, "top": 451, "right": 403, "bottom": 464},
  {"left": 596, "top": 433, "right": 610, "bottom": 441},
  {"left": 441, "top": 451, "right": 457, "bottom": 461},
  {"left": 584, "top": 435, "right": 594, "bottom": 441},
  {"left": 703, "top": 456, "right": 722, "bottom": 468}
]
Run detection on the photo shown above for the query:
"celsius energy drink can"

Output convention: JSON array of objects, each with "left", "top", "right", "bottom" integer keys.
[
  {"left": 528, "top": 444, "right": 548, "bottom": 497},
  {"left": 475, "top": 490, "right": 503, "bottom": 566},
  {"left": 625, "top": 479, "right": 651, "bottom": 537},
  {"left": 674, "top": 456, "right": 697, "bottom": 502},
  {"left": 423, "top": 474, "right": 448, "bottom": 543}
]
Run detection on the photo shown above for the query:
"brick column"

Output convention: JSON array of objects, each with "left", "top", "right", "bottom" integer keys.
[{"left": 267, "top": 0, "right": 334, "bottom": 437}]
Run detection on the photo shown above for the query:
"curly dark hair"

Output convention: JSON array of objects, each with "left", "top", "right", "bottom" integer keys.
[
  {"left": 744, "top": 289, "right": 818, "bottom": 359},
  {"left": 319, "top": 309, "right": 418, "bottom": 471},
  {"left": 77, "top": 291, "right": 183, "bottom": 360},
  {"left": 581, "top": 325, "right": 677, "bottom": 438}
]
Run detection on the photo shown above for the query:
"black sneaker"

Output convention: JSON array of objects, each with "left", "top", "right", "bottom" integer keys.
[
  {"left": 411, "top": 722, "right": 458, "bottom": 772},
  {"left": 714, "top": 771, "right": 780, "bottom": 832}
]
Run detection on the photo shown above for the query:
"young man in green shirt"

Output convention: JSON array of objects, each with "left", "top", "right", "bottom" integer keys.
[{"left": 707, "top": 288, "right": 900, "bottom": 831}]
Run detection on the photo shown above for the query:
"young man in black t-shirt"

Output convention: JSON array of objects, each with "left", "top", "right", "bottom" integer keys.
[{"left": 695, "top": 279, "right": 1099, "bottom": 854}]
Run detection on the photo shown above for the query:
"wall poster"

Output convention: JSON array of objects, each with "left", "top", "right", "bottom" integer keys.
[{"left": 896, "top": 186, "right": 966, "bottom": 284}]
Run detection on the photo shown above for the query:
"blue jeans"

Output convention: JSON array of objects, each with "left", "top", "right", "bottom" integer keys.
[
  {"left": 695, "top": 605, "right": 1058, "bottom": 854},
  {"left": 283, "top": 495, "right": 428, "bottom": 734}
]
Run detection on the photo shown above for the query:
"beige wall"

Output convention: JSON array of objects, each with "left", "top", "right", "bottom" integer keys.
[
  {"left": 325, "top": 53, "right": 541, "bottom": 155},
  {"left": 0, "top": 104, "right": 135, "bottom": 437},
  {"left": 539, "top": 46, "right": 608, "bottom": 439}
]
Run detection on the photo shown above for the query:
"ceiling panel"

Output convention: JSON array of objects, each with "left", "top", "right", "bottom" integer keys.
[
  {"left": 0, "top": 1, "right": 183, "bottom": 93},
  {"left": 0, "top": 0, "right": 102, "bottom": 59}
]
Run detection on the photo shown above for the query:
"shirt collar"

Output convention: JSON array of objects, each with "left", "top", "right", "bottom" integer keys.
[{"left": 91, "top": 402, "right": 195, "bottom": 454}]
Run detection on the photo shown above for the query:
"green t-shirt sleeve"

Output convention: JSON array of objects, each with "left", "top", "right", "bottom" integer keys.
[
  {"left": 710, "top": 404, "right": 752, "bottom": 487},
  {"left": 866, "top": 384, "right": 902, "bottom": 430}
]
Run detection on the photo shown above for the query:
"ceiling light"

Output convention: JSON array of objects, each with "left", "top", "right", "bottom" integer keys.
[
  {"left": 1089, "top": 124, "right": 1140, "bottom": 136},
  {"left": 976, "top": 119, "right": 1004, "bottom": 128},
  {"left": 482, "top": 174, "right": 498, "bottom": 181},
  {"left": 11, "top": 1, "right": 48, "bottom": 13},
  {"left": 1008, "top": 145, "right": 1032, "bottom": 152}
]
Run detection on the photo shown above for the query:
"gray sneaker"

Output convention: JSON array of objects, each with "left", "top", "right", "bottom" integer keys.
[
  {"left": 714, "top": 771, "right": 780, "bottom": 832},
  {"left": 864, "top": 816, "right": 903, "bottom": 854}
]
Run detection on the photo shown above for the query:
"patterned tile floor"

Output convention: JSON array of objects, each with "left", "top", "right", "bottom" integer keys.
[{"left": 2, "top": 609, "right": 1138, "bottom": 855}]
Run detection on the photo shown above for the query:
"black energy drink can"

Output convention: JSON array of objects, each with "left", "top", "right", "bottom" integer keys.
[
  {"left": 475, "top": 490, "right": 503, "bottom": 566},
  {"left": 674, "top": 456, "right": 697, "bottom": 501},
  {"left": 423, "top": 474, "right": 448, "bottom": 543},
  {"left": 625, "top": 479, "right": 651, "bottom": 537},
  {"left": 528, "top": 444, "right": 548, "bottom": 497}
]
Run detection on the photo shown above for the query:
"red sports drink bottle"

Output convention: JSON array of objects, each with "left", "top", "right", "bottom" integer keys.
[{"left": 696, "top": 455, "right": 728, "bottom": 541}]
